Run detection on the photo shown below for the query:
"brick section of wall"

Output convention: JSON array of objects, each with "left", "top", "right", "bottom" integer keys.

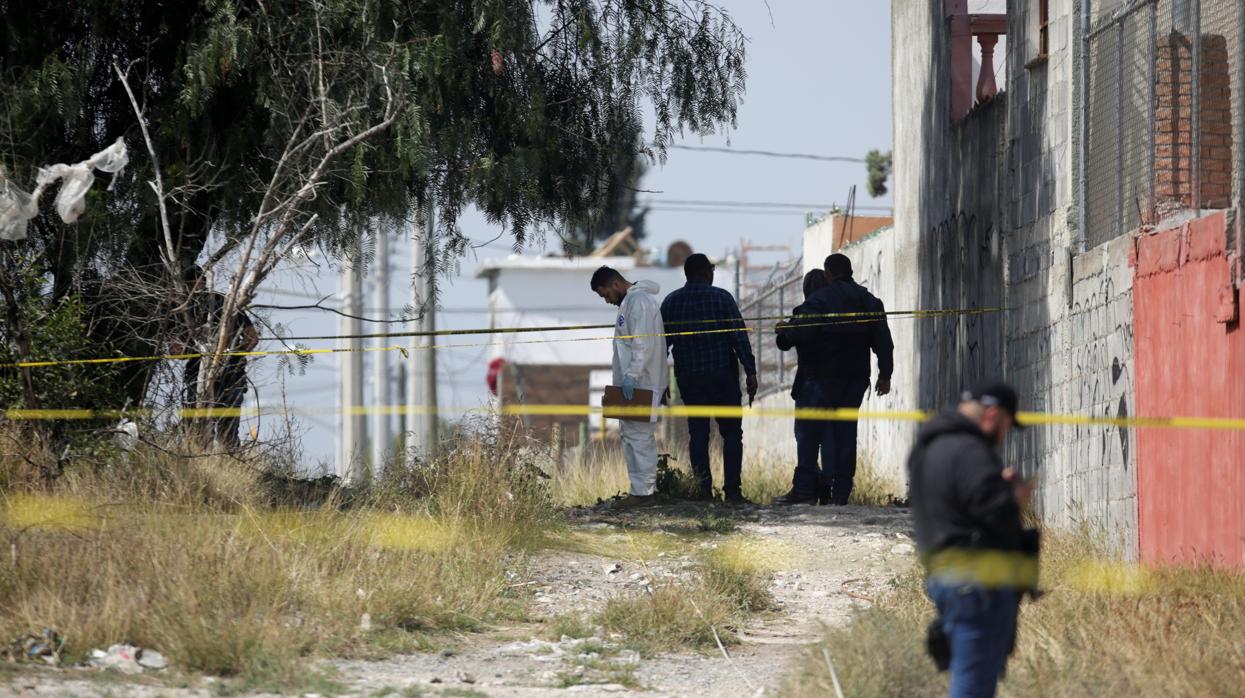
[
  {"left": 1154, "top": 33, "right": 1235, "bottom": 212},
  {"left": 499, "top": 363, "right": 594, "bottom": 447}
]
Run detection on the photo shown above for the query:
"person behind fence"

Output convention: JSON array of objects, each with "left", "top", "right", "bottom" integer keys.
[
  {"left": 173, "top": 265, "right": 259, "bottom": 449},
  {"left": 590, "top": 265, "right": 668, "bottom": 507},
  {"left": 659, "top": 253, "right": 758, "bottom": 503},
  {"left": 907, "top": 382, "right": 1040, "bottom": 698},
  {"left": 771, "top": 253, "right": 893, "bottom": 505}
]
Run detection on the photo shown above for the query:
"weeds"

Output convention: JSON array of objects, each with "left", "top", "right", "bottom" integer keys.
[
  {"left": 0, "top": 427, "right": 562, "bottom": 684},
  {"left": 783, "top": 531, "right": 1245, "bottom": 697},
  {"left": 596, "top": 539, "right": 773, "bottom": 654},
  {"left": 543, "top": 614, "right": 599, "bottom": 641},
  {"left": 696, "top": 512, "right": 737, "bottom": 533}
]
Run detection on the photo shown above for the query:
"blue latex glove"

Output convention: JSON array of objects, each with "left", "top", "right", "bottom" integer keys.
[{"left": 622, "top": 375, "right": 636, "bottom": 401}]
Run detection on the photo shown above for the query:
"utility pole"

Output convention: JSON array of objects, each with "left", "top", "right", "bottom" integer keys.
[
  {"left": 370, "top": 228, "right": 390, "bottom": 476},
  {"left": 337, "top": 238, "right": 366, "bottom": 482},
  {"left": 407, "top": 203, "right": 438, "bottom": 459}
]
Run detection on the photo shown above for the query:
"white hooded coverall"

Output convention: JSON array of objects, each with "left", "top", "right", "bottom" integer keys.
[{"left": 612, "top": 280, "right": 669, "bottom": 495}]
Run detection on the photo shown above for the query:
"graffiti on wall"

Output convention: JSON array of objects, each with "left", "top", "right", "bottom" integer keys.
[
  {"left": 918, "top": 209, "right": 1004, "bottom": 408},
  {"left": 1069, "top": 274, "right": 1133, "bottom": 471}
]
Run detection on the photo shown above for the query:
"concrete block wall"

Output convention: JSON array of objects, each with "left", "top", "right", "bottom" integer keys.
[
  {"left": 742, "top": 391, "right": 796, "bottom": 474},
  {"left": 891, "top": 0, "right": 1140, "bottom": 555},
  {"left": 840, "top": 226, "right": 920, "bottom": 486}
]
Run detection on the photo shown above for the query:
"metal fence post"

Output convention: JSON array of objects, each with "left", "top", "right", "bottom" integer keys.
[
  {"left": 777, "top": 284, "right": 785, "bottom": 386},
  {"left": 755, "top": 300, "right": 763, "bottom": 389},
  {"left": 1117, "top": 21, "right": 1125, "bottom": 238},
  {"left": 1077, "top": 0, "right": 1091, "bottom": 252},
  {"left": 1192, "top": 0, "right": 1202, "bottom": 214},
  {"left": 1149, "top": 3, "right": 1157, "bottom": 226}
]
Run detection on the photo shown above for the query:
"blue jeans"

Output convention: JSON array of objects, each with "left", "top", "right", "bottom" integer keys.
[
  {"left": 791, "top": 377, "right": 868, "bottom": 502},
  {"left": 677, "top": 370, "right": 743, "bottom": 496},
  {"left": 926, "top": 579, "right": 1020, "bottom": 698}
]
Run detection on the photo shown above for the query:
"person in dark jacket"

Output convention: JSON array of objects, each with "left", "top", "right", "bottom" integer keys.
[
  {"left": 661, "top": 253, "right": 758, "bottom": 502},
  {"left": 174, "top": 265, "right": 259, "bottom": 449},
  {"left": 778, "top": 270, "right": 831, "bottom": 397},
  {"left": 773, "top": 254, "right": 894, "bottom": 505},
  {"left": 908, "top": 382, "right": 1039, "bottom": 698}
]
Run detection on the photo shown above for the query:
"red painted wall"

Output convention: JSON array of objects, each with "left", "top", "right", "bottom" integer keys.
[{"left": 1133, "top": 210, "right": 1245, "bottom": 567}]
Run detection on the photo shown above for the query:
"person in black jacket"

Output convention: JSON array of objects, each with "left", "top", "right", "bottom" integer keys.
[
  {"left": 908, "top": 382, "right": 1039, "bottom": 698},
  {"left": 773, "top": 254, "right": 894, "bottom": 505},
  {"left": 778, "top": 270, "right": 829, "bottom": 400}
]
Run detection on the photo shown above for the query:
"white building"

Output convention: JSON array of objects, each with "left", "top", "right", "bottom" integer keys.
[{"left": 475, "top": 231, "right": 738, "bottom": 448}]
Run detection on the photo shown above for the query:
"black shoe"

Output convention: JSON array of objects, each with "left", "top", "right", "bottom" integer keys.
[
  {"left": 817, "top": 486, "right": 832, "bottom": 506},
  {"left": 724, "top": 492, "right": 755, "bottom": 506},
  {"left": 688, "top": 488, "right": 715, "bottom": 502},
  {"left": 772, "top": 490, "right": 819, "bottom": 506},
  {"left": 612, "top": 494, "right": 659, "bottom": 509}
]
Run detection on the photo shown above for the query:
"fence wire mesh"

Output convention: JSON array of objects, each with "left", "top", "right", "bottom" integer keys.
[
  {"left": 738, "top": 261, "right": 802, "bottom": 400},
  {"left": 1082, "top": 0, "right": 1243, "bottom": 249}
]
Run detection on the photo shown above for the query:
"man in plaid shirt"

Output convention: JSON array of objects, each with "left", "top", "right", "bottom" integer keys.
[{"left": 661, "top": 253, "right": 758, "bottom": 503}]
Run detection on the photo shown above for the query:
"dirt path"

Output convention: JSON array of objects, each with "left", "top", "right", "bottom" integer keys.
[
  {"left": 0, "top": 504, "right": 915, "bottom": 697},
  {"left": 329, "top": 503, "right": 916, "bottom": 697}
]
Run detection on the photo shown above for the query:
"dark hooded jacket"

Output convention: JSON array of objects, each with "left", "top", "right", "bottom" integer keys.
[
  {"left": 907, "top": 411, "right": 1037, "bottom": 556},
  {"left": 775, "top": 277, "right": 893, "bottom": 385}
]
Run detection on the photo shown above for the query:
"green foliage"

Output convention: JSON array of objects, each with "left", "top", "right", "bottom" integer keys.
[
  {"left": 655, "top": 452, "right": 702, "bottom": 499},
  {"left": 865, "top": 149, "right": 892, "bottom": 198},
  {"left": 0, "top": 270, "right": 120, "bottom": 415}
]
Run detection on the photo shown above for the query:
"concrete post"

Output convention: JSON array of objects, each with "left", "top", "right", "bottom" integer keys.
[
  {"left": 371, "top": 229, "right": 390, "bottom": 475},
  {"left": 337, "top": 239, "right": 365, "bottom": 482}
]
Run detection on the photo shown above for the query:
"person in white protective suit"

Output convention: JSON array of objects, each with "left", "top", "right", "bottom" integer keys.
[{"left": 590, "top": 266, "right": 669, "bottom": 507}]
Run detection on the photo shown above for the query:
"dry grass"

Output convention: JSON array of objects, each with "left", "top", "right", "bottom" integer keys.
[
  {"left": 782, "top": 531, "right": 1245, "bottom": 697},
  {"left": 595, "top": 536, "right": 774, "bottom": 655},
  {"left": 0, "top": 428, "right": 561, "bottom": 685}
]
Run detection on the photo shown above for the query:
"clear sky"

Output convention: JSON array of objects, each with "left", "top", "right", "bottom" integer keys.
[{"left": 252, "top": 1, "right": 894, "bottom": 471}]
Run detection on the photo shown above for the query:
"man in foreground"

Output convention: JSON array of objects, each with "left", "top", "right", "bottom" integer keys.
[
  {"left": 773, "top": 253, "right": 893, "bottom": 505},
  {"left": 907, "top": 382, "right": 1040, "bottom": 698},
  {"left": 660, "top": 253, "right": 757, "bottom": 503},
  {"left": 590, "top": 265, "right": 668, "bottom": 507}
]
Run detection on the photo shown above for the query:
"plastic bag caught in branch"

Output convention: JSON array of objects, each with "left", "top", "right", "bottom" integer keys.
[
  {"left": 0, "top": 170, "right": 40, "bottom": 241},
  {"left": 36, "top": 138, "right": 130, "bottom": 224},
  {"left": 0, "top": 138, "right": 129, "bottom": 240}
]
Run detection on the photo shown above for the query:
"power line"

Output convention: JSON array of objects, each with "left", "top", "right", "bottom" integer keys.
[
  {"left": 667, "top": 144, "right": 867, "bottom": 163},
  {"left": 648, "top": 198, "right": 891, "bottom": 211},
  {"left": 647, "top": 207, "right": 816, "bottom": 216}
]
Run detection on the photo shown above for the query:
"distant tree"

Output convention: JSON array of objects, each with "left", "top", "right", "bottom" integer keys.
[
  {"left": 0, "top": 0, "right": 747, "bottom": 417},
  {"left": 865, "top": 149, "right": 893, "bottom": 197}
]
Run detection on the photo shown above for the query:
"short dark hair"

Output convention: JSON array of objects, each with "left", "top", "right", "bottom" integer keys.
[
  {"left": 590, "top": 265, "right": 624, "bottom": 290},
  {"left": 683, "top": 253, "right": 713, "bottom": 278},
  {"left": 825, "top": 253, "right": 853, "bottom": 278},
  {"left": 802, "top": 269, "right": 829, "bottom": 299}
]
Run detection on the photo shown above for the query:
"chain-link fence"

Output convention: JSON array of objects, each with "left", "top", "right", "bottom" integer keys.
[
  {"left": 738, "top": 259, "right": 802, "bottom": 401},
  {"left": 1082, "top": 0, "right": 1244, "bottom": 250}
]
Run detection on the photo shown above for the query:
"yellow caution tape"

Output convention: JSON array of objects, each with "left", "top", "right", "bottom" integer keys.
[
  {"left": 923, "top": 548, "right": 1041, "bottom": 590},
  {"left": 4, "top": 402, "right": 1245, "bottom": 431},
  {"left": 0, "top": 304, "right": 1005, "bottom": 370}
]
